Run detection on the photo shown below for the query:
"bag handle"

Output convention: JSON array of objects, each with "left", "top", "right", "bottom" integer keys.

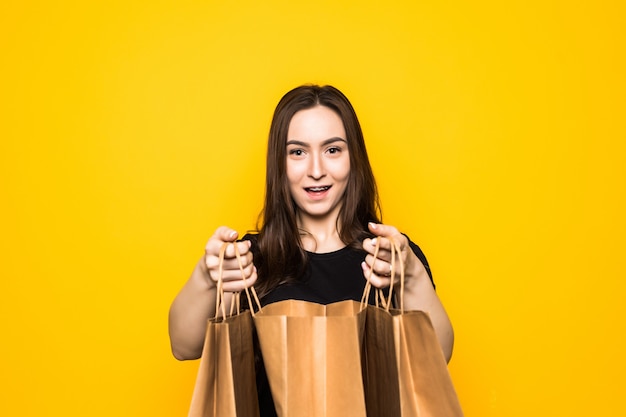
[
  {"left": 214, "top": 243, "right": 229, "bottom": 319},
  {"left": 361, "top": 238, "right": 381, "bottom": 309},
  {"left": 360, "top": 237, "right": 406, "bottom": 313},
  {"left": 233, "top": 242, "right": 262, "bottom": 316},
  {"left": 214, "top": 242, "right": 263, "bottom": 319},
  {"left": 391, "top": 239, "right": 405, "bottom": 312}
]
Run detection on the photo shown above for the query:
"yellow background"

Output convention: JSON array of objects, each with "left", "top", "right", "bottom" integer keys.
[{"left": 2, "top": 1, "right": 624, "bottom": 416}]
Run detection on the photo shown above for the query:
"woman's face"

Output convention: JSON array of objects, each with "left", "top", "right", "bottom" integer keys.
[{"left": 286, "top": 105, "right": 350, "bottom": 224}]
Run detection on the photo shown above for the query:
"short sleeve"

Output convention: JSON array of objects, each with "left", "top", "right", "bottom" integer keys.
[{"left": 404, "top": 234, "right": 435, "bottom": 290}]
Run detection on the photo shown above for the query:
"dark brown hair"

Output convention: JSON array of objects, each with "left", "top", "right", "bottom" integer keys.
[{"left": 254, "top": 84, "right": 381, "bottom": 298}]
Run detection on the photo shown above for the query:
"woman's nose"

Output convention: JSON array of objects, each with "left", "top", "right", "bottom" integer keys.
[{"left": 307, "top": 153, "right": 325, "bottom": 180}]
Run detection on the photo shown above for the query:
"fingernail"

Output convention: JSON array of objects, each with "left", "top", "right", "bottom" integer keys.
[
  {"left": 361, "top": 261, "right": 368, "bottom": 271},
  {"left": 371, "top": 238, "right": 377, "bottom": 246},
  {"left": 369, "top": 222, "right": 377, "bottom": 229},
  {"left": 229, "top": 231, "right": 237, "bottom": 239}
]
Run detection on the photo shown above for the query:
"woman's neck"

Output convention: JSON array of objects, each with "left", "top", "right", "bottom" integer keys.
[{"left": 297, "top": 214, "right": 345, "bottom": 253}]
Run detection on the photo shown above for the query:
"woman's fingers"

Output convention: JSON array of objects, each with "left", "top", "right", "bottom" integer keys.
[
  {"left": 362, "top": 224, "right": 410, "bottom": 289},
  {"left": 218, "top": 257, "right": 256, "bottom": 281},
  {"left": 221, "top": 266, "right": 258, "bottom": 292},
  {"left": 203, "top": 227, "right": 256, "bottom": 290},
  {"left": 361, "top": 260, "right": 392, "bottom": 289},
  {"left": 367, "top": 222, "right": 400, "bottom": 240},
  {"left": 361, "top": 239, "right": 392, "bottom": 288},
  {"left": 364, "top": 252, "right": 392, "bottom": 276},
  {"left": 363, "top": 237, "right": 396, "bottom": 267},
  {"left": 204, "top": 226, "right": 239, "bottom": 255}
]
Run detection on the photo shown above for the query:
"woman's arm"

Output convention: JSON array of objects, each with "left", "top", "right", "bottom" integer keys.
[
  {"left": 168, "top": 257, "right": 219, "bottom": 360},
  {"left": 399, "top": 253, "right": 454, "bottom": 363},
  {"left": 168, "top": 227, "right": 257, "bottom": 360},
  {"left": 361, "top": 222, "right": 454, "bottom": 363}
]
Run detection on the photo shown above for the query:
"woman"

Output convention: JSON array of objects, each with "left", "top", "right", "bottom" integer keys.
[{"left": 169, "top": 84, "right": 454, "bottom": 414}]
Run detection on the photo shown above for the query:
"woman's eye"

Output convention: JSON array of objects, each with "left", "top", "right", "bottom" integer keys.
[
  {"left": 327, "top": 147, "right": 341, "bottom": 154},
  {"left": 289, "top": 149, "right": 304, "bottom": 156}
]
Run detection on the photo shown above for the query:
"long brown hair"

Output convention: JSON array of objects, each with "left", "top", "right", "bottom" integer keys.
[{"left": 254, "top": 84, "right": 381, "bottom": 298}]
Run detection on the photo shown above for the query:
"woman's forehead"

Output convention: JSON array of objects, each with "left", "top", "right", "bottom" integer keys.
[{"left": 287, "top": 106, "right": 346, "bottom": 143}]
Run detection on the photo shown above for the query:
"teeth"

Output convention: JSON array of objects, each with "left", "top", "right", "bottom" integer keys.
[{"left": 307, "top": 186, "right": 329, "bottom": 192}]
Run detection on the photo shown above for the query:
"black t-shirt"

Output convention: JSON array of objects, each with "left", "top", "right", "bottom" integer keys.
[{"left": 242, "top": 233, "right": 434, "bottom": 416}]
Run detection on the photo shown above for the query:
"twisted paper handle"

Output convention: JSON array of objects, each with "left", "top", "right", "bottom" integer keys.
[{"left": 233, "top": 242, "right": 262, "bottom": 316}]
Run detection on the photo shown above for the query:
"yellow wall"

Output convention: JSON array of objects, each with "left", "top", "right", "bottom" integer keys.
[{"left": 2, "top": 1, "right": 624, "bottom": 415}]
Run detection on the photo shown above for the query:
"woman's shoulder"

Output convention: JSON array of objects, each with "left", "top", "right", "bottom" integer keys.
[
  {"left": 241, "top": 232, "right": 259, "bottom": 242},
  {"left": 402, "top": 233, "right": 434, "bottom": 284}
]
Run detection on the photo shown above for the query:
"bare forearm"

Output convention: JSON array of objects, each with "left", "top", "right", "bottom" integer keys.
[
  {"left": 402, "top": 265, "right": 454, "bottom": 362},
  {"left": 168, "top": 258, "right": 216, "bottom": 360}
]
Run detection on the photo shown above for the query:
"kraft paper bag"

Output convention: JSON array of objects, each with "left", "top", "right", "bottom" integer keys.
[
  {"left": 364, "top": 304, "right": 464, "bottom": 417},
  {"left": 188, "top": 310, "right": 260, "bottom": 417},
  {"left": 254, "top": 299, "right": 368, "bottom": 417},
  {"left": 188, "top": 243, "right": 261, "bottom": 417},
  {"left": 362, "top": 240, "right": 463, "bottom": 417}
]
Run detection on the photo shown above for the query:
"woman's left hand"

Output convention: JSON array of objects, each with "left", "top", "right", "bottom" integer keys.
[{"left": 361, "top": 222, "right": 422, "bottom": 289}]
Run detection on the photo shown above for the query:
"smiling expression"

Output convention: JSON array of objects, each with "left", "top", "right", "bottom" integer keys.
[{"left": 286, "top": 105, "right": 350, "bottom": 224}]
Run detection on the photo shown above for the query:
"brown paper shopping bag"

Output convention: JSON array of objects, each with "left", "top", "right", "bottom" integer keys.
[
  {"left": 188, "top": 243, "right": 262, "bottom": 417},
  {"left": 253, "top": 298, "right": 368, "bottom": 417},
  {"left": 362, "top": 240, "right": 463, "bottom": 417}
]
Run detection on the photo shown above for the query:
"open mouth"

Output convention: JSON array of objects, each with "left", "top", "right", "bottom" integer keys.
[{"left": 305, "top": 186, "right": 331, "bottom": 193}]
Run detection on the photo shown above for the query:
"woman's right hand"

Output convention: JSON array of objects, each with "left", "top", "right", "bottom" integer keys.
[{"left": 203, "top": 226, "right": 258, "bottom": 292}]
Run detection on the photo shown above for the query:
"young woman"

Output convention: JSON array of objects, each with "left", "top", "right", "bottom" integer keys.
[{"left": 169, "top": 84, "right": 454, "bottom": 415}]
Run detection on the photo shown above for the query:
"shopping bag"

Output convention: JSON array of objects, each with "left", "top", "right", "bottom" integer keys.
[
  {"left": 362, "top": 239, "right": 463, "bottom": 417},
  {"left": 253, "top": 297, "right": 368, "bottom": 417},
  {"left": 188, "top": 243, "right": 262, "bottom": 417}
]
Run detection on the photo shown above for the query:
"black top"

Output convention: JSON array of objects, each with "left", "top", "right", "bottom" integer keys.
[{"left": 242, "top": 233, "right": 434, "bottom": 416}]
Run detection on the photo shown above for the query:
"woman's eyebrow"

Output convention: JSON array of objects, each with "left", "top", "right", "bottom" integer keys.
[
  {"left": 286, "top": 139, "right": 309, "bottom": 147},
  {"left": 322, "top": 137, "right": 348, "bottom": 146},
  {"left": 286, "top": 137, "right": 347, "bottom": 147}
]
